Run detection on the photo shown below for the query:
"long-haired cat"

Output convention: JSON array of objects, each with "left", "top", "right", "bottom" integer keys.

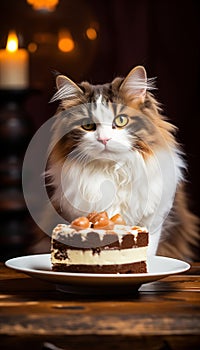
[{"left": 43, "top": 65, "right": 199, "bottom": 260}]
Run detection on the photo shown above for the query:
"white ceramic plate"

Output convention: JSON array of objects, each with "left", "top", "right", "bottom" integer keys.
[{"left": 5, "top": 254, "right": 190, "bottom": 295}]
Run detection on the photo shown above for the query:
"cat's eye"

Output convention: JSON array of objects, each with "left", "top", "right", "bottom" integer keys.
[
  {"left": 114, "top": 115, "right": 129, "bottom": 128},
  {"left": 81, "top": 121, "right": 96, "bottom": 131}
]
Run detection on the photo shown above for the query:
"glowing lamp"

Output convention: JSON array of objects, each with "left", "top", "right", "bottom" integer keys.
[
  {"left": 58, "top": 30, "right": 75, "bottom": 53},
  {"left": 27, "top": 0, "right": 59, "bottom": 12},
  {"left": 86, "top": 27, "right": 97, "bottom": 40}
]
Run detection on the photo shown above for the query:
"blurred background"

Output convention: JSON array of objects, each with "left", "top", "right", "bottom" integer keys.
[{"left": 0, "top": 0, "right": 199, "bottom": 260}]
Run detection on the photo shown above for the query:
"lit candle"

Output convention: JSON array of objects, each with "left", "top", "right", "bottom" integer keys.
[{"left": 0, "top": 31, "right": 29, "bottom": 89}]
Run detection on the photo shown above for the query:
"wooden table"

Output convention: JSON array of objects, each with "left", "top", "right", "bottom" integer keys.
[{"left": 0, "top": 262, "right": 200, "bottom": 350}]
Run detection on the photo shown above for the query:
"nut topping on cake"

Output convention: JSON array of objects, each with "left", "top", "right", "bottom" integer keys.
[
  {"left": 71, "top": 217, "right": 90, "bottom": 229},
  {"left": 110, "top": 213, "right": 126, "bottom": 225},
  {"left": 71, "top": 211, "right": 118, "bottom": 230},
  {"left": 93, "top": 217, "right": 114, "bottom": 230}
]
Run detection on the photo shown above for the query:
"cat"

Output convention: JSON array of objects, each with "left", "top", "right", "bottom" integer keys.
[{"left": 42, "top": 65, "right": 199, "bottom": 260}]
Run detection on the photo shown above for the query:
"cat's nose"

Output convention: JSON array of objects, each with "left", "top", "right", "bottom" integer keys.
[{"left": 97, "top": 137, "right": 111, "bottom": 145}]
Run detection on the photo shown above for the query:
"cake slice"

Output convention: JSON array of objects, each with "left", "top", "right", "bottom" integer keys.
[{"left": 51, "top": 212, "right": 149, "bottom": 274}]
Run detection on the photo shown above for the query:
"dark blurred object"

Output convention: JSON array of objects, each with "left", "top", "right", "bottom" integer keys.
[
  {"left": 0, "top": 90, "right": 35, "bottom": 260},
  {"left": 43, "top": 342, "right": 64, "bottom": 350}
]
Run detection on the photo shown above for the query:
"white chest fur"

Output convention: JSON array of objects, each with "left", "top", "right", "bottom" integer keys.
[{"left": 52, "top": 148, "right": 183, "bottom": 241}]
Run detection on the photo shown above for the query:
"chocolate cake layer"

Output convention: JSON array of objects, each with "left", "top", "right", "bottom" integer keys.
[
  {"left": 52, "top": 261, "right": 147, "bottom": 274},
  {"left": 52, "top": 230, "right": 148, "bottom": 250}
]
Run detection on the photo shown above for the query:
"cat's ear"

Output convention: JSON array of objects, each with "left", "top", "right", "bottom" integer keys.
[
  {"left": 50, "top": 75, "right": 83, "bottom": 102},
  {"left": 120, "top": 66, "right": 148, "bottom": 101}
]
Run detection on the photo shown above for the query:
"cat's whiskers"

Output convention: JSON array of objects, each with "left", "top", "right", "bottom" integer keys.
[{"left": 68, "top": 146, "right": 90, "bottom": 164}]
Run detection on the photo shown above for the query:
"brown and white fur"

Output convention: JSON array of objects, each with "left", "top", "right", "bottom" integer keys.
[{"left": 45, "top": 66, "right": 199, "bottom": 260}]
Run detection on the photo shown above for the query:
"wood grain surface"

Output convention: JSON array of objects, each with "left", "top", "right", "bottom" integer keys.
[{"left": 0, "top": 262, "right": 200, "bottom": 349}]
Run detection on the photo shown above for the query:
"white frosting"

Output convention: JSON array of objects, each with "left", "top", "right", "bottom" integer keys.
[
  {"left": 52, "top": 224, "right": 147, "bottom": 242},
  {"left": 52, "top": 247, "right": 147, "bottom": 265}
]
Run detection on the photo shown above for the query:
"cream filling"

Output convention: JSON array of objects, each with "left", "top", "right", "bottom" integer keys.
[{"left": 52, "top": 247, "right": 147, "bottom": 265}]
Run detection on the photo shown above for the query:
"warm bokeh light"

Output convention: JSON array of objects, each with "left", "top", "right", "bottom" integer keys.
[
  {"left": 28, "top": 42, "right": 38, "bottom": 53},
  {"left": 6, "top": 31, "right": 18, "bottom": 52},
  {"left": 27, "top": 0, "right": 59, "bottom": 12},
  {"left": 86, "top": 27, "right": 97, "bottom": 40},
  {"left": 58, "top": 30, "right": 75, "bottom": 53}
]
